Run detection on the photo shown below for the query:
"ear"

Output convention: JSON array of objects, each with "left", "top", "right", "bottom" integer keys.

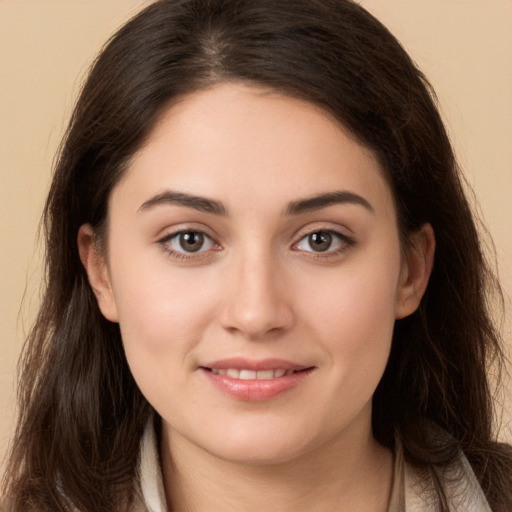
[
  {"left": 77, "top": 224, "right": 119, "bottom": 322},
  {"left": 395, "top": 223, "right": 435, "bottom": 319}
]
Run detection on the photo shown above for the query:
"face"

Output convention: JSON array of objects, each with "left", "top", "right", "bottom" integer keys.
[{"left": 81, "top": 83, "right": 432, "bottom": 465}]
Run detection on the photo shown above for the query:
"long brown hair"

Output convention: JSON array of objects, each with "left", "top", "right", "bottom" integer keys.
[{"left": 3, "top": 0, "right": 511, "bottom": 510}]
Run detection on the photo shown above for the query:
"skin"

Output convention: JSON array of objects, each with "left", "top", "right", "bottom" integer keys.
[{"left": 79, "top": 83, "right": 434, "bottom": 511}]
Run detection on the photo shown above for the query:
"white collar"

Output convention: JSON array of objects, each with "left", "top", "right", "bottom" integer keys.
[
  {"left": 136, "top": 419, "right": 491, "bottom": 512},
  {"left": 138, "top": 419, "right": 167, "bottom": 512}
]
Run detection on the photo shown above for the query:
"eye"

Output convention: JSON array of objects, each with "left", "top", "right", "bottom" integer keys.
[
  {"left": 163, "top": 230, "right": 215, "bottom": 254},
  {"left": 294, "top": 230, "right": 350, "bottom": 253}
]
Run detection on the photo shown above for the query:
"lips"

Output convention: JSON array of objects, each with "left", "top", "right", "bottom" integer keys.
[
  {"left": 200, "top": 358, "right": 314, "bottom": 401},
  {"left": 210, "top": 368, "right": 295, "bottom": 379}
]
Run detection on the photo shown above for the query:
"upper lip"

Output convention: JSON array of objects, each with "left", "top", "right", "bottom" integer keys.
[{"left": 201, "top": 358, "right": 311, "bottom": 371}]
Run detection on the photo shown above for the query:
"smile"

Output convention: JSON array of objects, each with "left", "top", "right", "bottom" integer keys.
[
  {"left": 209, "top": 368, "right": 296, "bottom": 379},
  {"left": 200, "top": 360, "right": 314, "bottom": 401}
]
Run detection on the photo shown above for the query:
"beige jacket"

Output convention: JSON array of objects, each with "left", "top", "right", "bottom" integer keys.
[{"left": 133, "top": 422, "right": 492, "bottom": 512}]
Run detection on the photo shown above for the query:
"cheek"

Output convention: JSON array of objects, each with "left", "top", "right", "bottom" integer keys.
[
  {"left": 109, "top": 253, "right": 220, "bottom": 385},
  {"left": 304, "top": 252, "right": 400, "bottom": 337},
  {"left": 299, "top": 247, "right": 401, "bottom": 388}
]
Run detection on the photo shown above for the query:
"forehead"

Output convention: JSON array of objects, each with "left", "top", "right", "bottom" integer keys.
[{"left": 114, "top": 83, "right": 395, "bottom": 219}]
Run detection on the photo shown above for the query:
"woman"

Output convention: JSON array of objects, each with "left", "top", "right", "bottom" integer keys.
[{"left": 2, "top": 0, "right": 511, "bottom": 510}]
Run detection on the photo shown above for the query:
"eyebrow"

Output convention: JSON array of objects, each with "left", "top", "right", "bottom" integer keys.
[
  {"left": 138, "top": 191, "right": 228, "bottom": 215},
  {"left": 138, "top": 189, "right": 373, "bottom": 217},
  {"left": 285, "top": 191, "right": 374, "bottom": 215}
]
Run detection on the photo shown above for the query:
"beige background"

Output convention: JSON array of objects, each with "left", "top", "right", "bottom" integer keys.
[{"left": 1, "top": 0, "right": 511, "bottom": 472}]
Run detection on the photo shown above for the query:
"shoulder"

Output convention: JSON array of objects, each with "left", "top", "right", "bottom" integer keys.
[{"left": 404, "top": 451, "right": 491, "bottom": 511}]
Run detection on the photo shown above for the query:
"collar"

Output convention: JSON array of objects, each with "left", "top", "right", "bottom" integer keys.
[
  {"left": 135, "top": 420, "right": 491, "bottom": 512},
  {"left": 138, "top": 419, "right": 167, "bottom": 512}
]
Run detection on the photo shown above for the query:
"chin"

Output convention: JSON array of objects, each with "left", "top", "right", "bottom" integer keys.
[
  {"left": 212, "top": 441, "right": 309, "bottom": 466},
  {"left": 200, "top": 423, "right": 323, "bottom": 466}
]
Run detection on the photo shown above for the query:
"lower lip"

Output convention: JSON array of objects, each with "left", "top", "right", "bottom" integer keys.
[{"left": 201, "top": 368, "right": 314, "bottom": 401}]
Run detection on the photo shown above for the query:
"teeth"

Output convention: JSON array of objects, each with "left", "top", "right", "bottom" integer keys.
[
  {"left": 210, "top": 368, "right": 296, "bottom": 379},
  {"left": 239, "top": 369, "right": 257, "bottom": 380}
]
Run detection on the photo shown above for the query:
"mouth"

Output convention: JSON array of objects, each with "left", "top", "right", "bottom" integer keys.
[
  {"left": 203, "top": 368, "right": 309, "bottom": 380},
  {"left": 199, "top": 359, "right": 315, "bottom": 401}
]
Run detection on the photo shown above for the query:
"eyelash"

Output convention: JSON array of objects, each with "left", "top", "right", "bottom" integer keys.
[
  {"left": 158, "top": 228, "right": 354, "bottom": 262},
  {"left": 293, "top": 229, "right": 355, "bottom": 259},
  {"left": 158, "top": 230, "right": 220, "bottom": 261}
]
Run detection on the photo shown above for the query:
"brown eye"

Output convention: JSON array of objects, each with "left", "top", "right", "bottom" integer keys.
[
  {"left": 178, "top": 231, "right": 205, "bottom": 252},
  {"left": 163, "top": 230, "right": 215, "bottom": 254},
  {"left": 308, "top": 231, "right": 332, "bottom": 252},
  {"left": 295, "top": 229, "right": 352, "bottom": 255}
]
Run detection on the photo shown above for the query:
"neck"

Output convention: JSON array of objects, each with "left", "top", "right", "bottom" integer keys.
[{"left": 160, "top": 413, "right": 393, "bottom": 512}]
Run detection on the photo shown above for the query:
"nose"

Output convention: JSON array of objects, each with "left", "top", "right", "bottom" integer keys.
[{"left": 219, "top": 250, "right": 295, "bottom": 339}]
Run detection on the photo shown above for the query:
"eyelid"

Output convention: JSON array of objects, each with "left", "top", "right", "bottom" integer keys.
[
  {"left": 157, "top": 227, "right": 222, "bottom": 261},
  {"left": 166, "top": 231, "right": 214, "bottom": 252},
  {"left": 291, "top": 226, "right": 355, "bottom": 258}
]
